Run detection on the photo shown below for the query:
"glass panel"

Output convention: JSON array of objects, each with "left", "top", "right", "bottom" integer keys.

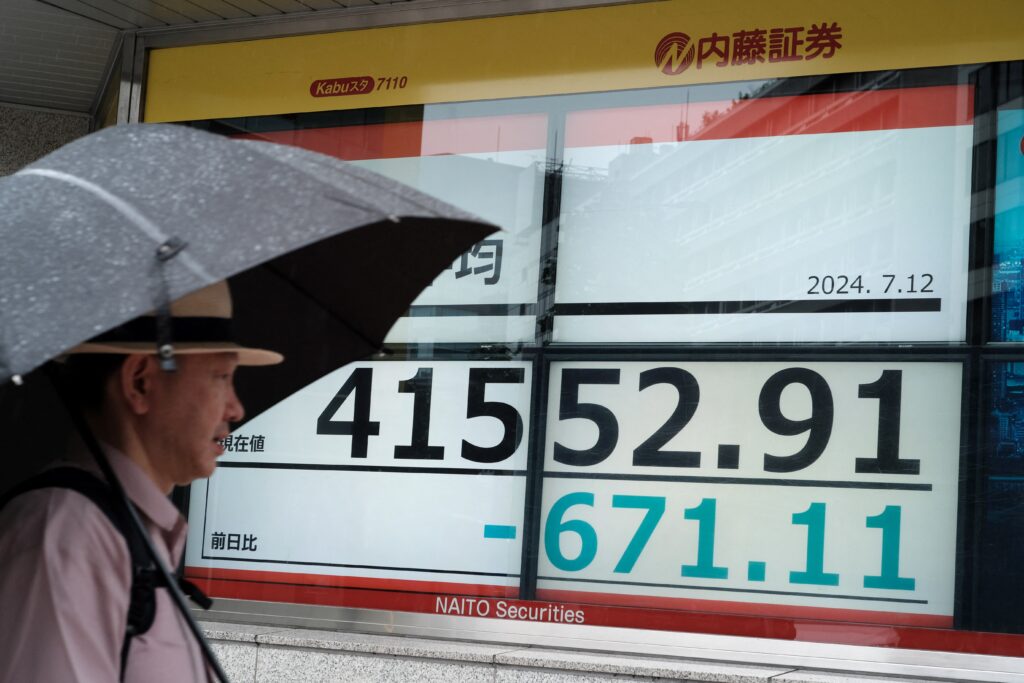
[
  {"left": 553, "top": 85, "right": 974, "bottom": 343},
  {"left": 538, "top": 361, "right": 961, "bottom": 626},
  {"left": 181, "top": 63, "right": 1024, "bottom": 657},
  {"left": 186, "top": 360, "right": 530, "bottom": 601},
  {"left": 230, "top": 111, "right": 547, "bottom": 344},
  {"left": 186, "top": 108, "right": 545, "bottom": 603},
  {"left": 976, "top": 360, "right": 1024, "bottom": 633},
  {"left": 991, "top": 106, "right": 1024, "bottom": 341}
]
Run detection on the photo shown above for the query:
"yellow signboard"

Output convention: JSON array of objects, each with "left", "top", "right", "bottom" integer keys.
[{"left": 145, "top": 0, "right": 1024, "bottom": 122}]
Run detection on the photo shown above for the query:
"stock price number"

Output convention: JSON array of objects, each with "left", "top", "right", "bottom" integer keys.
[
  {"left": 544, "top": 494, "right": 915, "bottom": 591},
  {"left": 542, "top": 362, "right": 961, "bottom": 610},
  {"left": 315, "top": 365, "right": 526, "bottom": 463},
  {"left": 552, "top": 366, "right": 918, "bottom": 475}
]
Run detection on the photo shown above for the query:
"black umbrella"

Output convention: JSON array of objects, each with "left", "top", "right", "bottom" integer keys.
[
  {"left": 0, "top": 123, "right": 496, "bottom": 681},
  {"left": 0, "top": 123, "right": 493, "bottom": 383}
]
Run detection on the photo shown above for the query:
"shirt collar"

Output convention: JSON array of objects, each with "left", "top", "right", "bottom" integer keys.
[
  {"left": 103, "top": 445, "right": 183, "bottom": 534},
  {"left": 69, "top": 441, "right": 184, "bottom": 534}
]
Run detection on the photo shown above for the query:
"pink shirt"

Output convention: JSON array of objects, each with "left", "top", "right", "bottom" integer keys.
[{"left": 0, "top": 447, "right": 210, "bottom": 682}]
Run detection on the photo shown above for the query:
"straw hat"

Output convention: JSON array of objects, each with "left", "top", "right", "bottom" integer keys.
[{"left": 68, "top": 281, "right": 283, "bottom": 366}]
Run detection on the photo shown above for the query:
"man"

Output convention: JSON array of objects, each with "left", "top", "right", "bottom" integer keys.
[{"left": 0, "top": 281, "right": 281, "bottom": 682}]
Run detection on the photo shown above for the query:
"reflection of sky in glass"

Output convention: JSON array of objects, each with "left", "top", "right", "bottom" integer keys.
[{"left": 991, "top": 109, "right": 1024, "bottom": 341}]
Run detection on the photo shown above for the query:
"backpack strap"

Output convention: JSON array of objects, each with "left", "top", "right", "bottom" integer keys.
[
  {"left": 0, "top": 467, "right": 128, "bottom": 536},
  {"left": 0, "top": 467, "right": 211, "bottom": 680}
]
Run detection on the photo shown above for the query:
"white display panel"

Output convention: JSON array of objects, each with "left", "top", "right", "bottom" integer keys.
[
  {"left": 553, "top": 88, "right": 973, "bottom": 343},
  {"left": 539, "top": 361, "right": 962, "bottom": 625},
  {"left": 186, "top": 360, "right": 532, "bottom": 588},
  {"left": 358, "top": 151, "right": 545, "bottom": 344}
]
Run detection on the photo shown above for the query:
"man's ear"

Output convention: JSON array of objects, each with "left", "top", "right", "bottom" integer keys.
[{"left": 119, "top": 354, "right": 158, "bottom": 416}]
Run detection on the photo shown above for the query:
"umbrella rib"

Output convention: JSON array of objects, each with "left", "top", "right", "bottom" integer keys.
[
  {"left": 15, "top": 168, "right": 215, "bottom": 283},
  {"left": 262, "top": 262, "right": 382, "bottom": 352}
]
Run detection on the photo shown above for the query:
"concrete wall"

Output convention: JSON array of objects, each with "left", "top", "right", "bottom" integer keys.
[
  {"left": 203, "top": 622, "right": 954, "bottom": 683},
  {"left": 0, "top": 104, "right": 89, "bottom": 176}
]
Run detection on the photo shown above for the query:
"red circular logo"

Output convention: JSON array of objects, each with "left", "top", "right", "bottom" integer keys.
[{"left": 655, "top": 32, "right": 695, "bottom": 75}]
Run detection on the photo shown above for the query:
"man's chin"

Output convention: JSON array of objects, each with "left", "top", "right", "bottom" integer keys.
[{"left": 196, "top": 454, "right": 220, "bottom": 481}]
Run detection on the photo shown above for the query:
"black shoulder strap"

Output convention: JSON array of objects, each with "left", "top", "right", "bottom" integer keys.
[
  {"left": 0, "top": 468, "right": 161, "bottom": 680},
  {"left": 0, "top": 467, "right": 129, "bottom": 535}
]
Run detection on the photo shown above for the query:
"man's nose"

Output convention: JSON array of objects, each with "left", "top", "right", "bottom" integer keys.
[{"left": 226, "top": 384, "right": 245, "bottom": 423}]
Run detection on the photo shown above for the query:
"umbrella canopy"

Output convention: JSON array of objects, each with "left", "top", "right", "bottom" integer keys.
[{"left": 0, "top": 123, "right": 495, "bottom": 398}]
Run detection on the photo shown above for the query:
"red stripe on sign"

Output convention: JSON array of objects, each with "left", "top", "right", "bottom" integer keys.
[
  {"left": 234, "top": 113, "right": 548, "bottom": 160},
  {"left": 194, "top": 576, "right": 458, "bottom": 613},
  {"left": 564, "top": 85, "right": 974, "bottom": 148},
  {"left": 184, "top": 565, "right": 518, "bottom": 598},
  {"left": 184, "top": 567, "right": 1024, "bottom": 657},
  {"left": 534, "top": 587, "right": 950, "bottom": 628}
]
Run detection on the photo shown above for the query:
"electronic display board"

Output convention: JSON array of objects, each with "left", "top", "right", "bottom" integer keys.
[
  {"left": 539, "top": 361, "right": 961, "bottom": 626},
  {"left": 554, "top": 86, "right": 973, "bottom": 343},
  {"left": 135, "top": 0, "right": 1024, "bottom": 656},
  {"left": 175, "top": 69, "right": 1019, "bottom": 655},
  {"left": 185, "top": 360, "right": 532, "bottom": 592}
]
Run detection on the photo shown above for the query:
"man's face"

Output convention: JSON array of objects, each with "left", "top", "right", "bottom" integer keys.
[{"left": 137, "top": 353, "right": 244, "bottom": 490}]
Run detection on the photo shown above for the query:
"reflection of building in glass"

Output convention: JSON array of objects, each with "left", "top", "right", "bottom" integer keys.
[
  {"left": 980, "top": 362, "right": 1024, "bottom": 634},
  {"left": 989, "top": 362, "right": 1024, "bottom": 464},
  {"left": 990, "top": 251, "right": 1024, "bottom": 341},
  {"left": 560, "top": 72, "right": 909, "bottom": 304},
  {"left": 990, "top": 108, "right": 1024, "bottom": 342}
]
